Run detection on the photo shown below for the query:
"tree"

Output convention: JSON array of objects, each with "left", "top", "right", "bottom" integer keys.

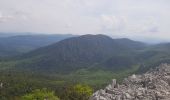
[
  {"left": 68, "top": 84, "right": 93, "bottom": 100},
  {"left": 21, "top": 88, "right": 59, "bottom": 100}
]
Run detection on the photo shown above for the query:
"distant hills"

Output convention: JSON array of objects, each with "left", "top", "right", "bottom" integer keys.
[
  {"left": 2, "top": 34, "right": 170, "bottom": 100},
  {"left": 0, "top": 34, "right": 75, "bottom": 57},
  {"left": 1, "top": 34, "right": 170, "bottom": 91},
  {"left": 1, "top": 34, "right": 170, "bottom": 75},
  {"left": 0, "top": 34, "right": 147, "bottom": 73}
]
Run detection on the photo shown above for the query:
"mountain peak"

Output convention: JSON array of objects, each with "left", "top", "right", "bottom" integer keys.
[
  {"left": 75, "top": 34, "right": 113, "bottom": 41},
  {"left": 12, "top": 34, "right": 146, "bottom": 73},
  {"left": 80, "top": 34, "right": 111, "bottom": 38}
]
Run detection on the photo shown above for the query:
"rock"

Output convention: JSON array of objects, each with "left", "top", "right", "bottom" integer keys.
[
  {"left": 99, "top": 96, "right": 107, "bottom": 100},
  {"left": 111, "top": 79, "right": 117, "bottom": 88},
  {"left": 131, "top": 74, "right": 136, "bottom": 79},
  {"left": 99, "top": 90, "right": 106, "bottom": 97},
  {"left": 90, "top": 63, "right": 170, "bottom": 100},
  {"left": 125, "top": 93, "right": 131, "bottom": 99}
]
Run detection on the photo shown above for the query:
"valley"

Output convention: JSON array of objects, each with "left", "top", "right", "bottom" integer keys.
[{"left": 1, "top": 34, "right": 170, "bottom": 99}]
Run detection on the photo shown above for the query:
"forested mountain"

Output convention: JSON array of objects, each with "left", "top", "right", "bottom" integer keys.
[
  {"left": 114, "top": 38, "right": 146, "bottom": 50},
  {"left": 1, "top": 34, "right": 170, "bottom": 100},
  {"left": 0, "top": 34, "right": 146, "bottom": 73},
  {"left": 0, "top": 34, "right": 75, "bottom": 57},
  {"left": 2, "top": 34, "right": 170, "bottom": 75}
]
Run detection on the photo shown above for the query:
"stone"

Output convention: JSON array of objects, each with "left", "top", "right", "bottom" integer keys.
[
  {"left": 90, "top": 63, "right": 170, "bottom": 100},
  {"left": 99, "top": 96, "right": 107, "bottom": 100},
  {"left": 111, "top": 79, "right": 117, "bottom": 89}
]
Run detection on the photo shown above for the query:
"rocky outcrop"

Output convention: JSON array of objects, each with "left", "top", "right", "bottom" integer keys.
[{"left": 90, "top": 64, "right": 170, "bottom": 100}]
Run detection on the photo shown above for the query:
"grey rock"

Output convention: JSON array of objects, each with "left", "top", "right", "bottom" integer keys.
[
  {"left": 90, "top": 63, "right": 170, "bottom": 100},
  {"left": 111, "top": 79, "right": 117, "bottom": 89}
]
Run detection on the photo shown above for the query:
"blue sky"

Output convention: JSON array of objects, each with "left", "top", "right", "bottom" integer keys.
[{"left": 0, "top": 0, "right": 170, "bottom": 42}]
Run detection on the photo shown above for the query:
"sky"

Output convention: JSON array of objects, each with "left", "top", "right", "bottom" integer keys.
[{"left": 0, "top": 0, "right": 170, "bottom": 42}]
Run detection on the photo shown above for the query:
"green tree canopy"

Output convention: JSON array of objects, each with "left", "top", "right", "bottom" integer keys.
[
  {"left": 68, "top": 84, "right": 93, "bottom": 100},
  {"left": 21, "top": 88, "right": 59, "bottom": 100}
]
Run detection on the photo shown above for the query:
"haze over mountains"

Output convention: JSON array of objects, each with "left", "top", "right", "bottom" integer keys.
[
  {"left": 0, "top": 0, "right": 169, "bottom": 99},
  {"left": 11, "top": 34, "right": 145, "bottom": 73},
  {"left": 0, "top": 34, "right": 170, "bottom": 75},
  {"left": 1, "top": 33, "right": 170, "bottom": 100},
  {"left": 0, "top": 33, "right": 75, "bottom": 57}
]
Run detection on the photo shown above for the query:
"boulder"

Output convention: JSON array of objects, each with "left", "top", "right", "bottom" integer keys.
[{"left": 90, "top": 64, "right": 170, "bottom": 100}]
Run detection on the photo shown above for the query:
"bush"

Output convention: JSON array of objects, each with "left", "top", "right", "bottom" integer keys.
[
  {"left": 67, "top": 84, "right": 93, "bottom": 100},
  {"left": 21, "top": 88, "right": 59, "bottom": 100}
]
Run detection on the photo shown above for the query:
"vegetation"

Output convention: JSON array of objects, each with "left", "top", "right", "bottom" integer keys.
[
  {"left": 1, "top": 34, "right": 170, "bottom": 100},
  {"left": 0, "top": 34, "right": 75, "bottom": 57},
  {"left": 0, "top": 71, "right": 94, "bottom": 100},
  {"left": 58, "top": 84, "right": 93, "bottom": 100},
  {"left": 21, "top": 89, "right": 59, "bottom": 100},
  {"left": 0, "top": 34, "right": 146, "bottom": 74},
  {"left": 66, "top": 84, "right": 93, "bottom": 100}
]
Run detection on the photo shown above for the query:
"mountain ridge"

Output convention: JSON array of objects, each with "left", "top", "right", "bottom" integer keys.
[
  {"left": 1, "top": 34, "right": 146, "bottom": 74},
  {"left": 0, "top": 34, "right": 75, "bottom": 57},
  {"left": 1, "top": 34, "right": 170, "bottom": 77}
]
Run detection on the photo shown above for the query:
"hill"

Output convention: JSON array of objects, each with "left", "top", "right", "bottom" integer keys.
[
  {"left": 2, "top": 34, "right": 146, "bottom": 74},
  {"left": 2, "top": 34, "right": 170, "bottom": 81},
  {"left": 0, "top": 34, "right": 75, "bottom": 57},
  {"left": 2, "top": 34, "right": 170, "bottom": 99}
]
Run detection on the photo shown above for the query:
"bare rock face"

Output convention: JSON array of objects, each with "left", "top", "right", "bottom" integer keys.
[{"left": 90, "top": 64, "right": 170, "bottom": 100}]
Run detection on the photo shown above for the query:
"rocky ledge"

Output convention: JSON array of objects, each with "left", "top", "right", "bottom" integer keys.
[{"left": 90, "top": 64, "right": 170, "bottom": 100}]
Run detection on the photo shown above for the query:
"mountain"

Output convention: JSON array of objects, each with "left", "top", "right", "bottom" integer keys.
[
  {"left": 1, "top": 34, "right": 146, "bottom": 74},
  {"left": 2, "top": 34, "right": 170, "bottom": 81},
  {"left": 0, "top": 34, "right": 75, "bottom": 57},
  {"left": 136, "top": 43, "right": 170, "bottom": 73},
  {"left": 2, "top": 34, "right": 170, "bottom": 100},
  {"left": 114, "top": 38, "right": 146, "bottom": 50},
  {"left": 2, "top": 34, "right": 170, "bottom": 75}
]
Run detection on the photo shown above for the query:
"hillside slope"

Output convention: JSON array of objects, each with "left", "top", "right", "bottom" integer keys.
[
  {"left": 2, "top": 34, "right": 170, "bottom": 75},
  {"left": 1, "top": 34, "right": 146, "bottom": 74},
  {"left": 0, "top": 34, "right": 75, "bottom": 57}
]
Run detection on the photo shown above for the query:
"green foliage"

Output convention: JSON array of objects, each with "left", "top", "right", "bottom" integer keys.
[
  {"left": 0, "top": 67, "right": 139, "bottom": 100},
  {"left": 1, "top": 35, "right": 143, "bottom": 74},
  {"left": 21, "top": 89, "right": 59, "bottom": 100},
  {"left": 2, "top": 35, "right": 170, "bottom": 100},
  {"left": 60, "top": 84, "right": 93, "bottom": 100},
  {"left": 0, "top": 34, "right": 74, "bottom": 57},
  {"left": 71, "top": 84, "right": 93, "bottom": 100}
]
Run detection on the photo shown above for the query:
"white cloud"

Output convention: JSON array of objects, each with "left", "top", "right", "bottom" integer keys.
[
  {"left": 0, "top": 12, "right": 14, "bottom": 23},
  {"left": 127, "top": 16, "right": 159, "bottom": 34},
  {"left": 0, "top": 11, "right": 29, "bottom": 23},
  {"left": 0, "top": 0, "right": 169, "bottom": 41},
  {"left": 100, "top": 15, "right": 127, "bottom": 34}
]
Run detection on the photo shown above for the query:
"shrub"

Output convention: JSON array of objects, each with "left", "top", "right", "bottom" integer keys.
[{"left": 21, "top": 88, "right": 59, "bottom": 100}]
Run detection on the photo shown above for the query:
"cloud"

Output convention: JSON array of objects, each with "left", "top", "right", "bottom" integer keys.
[
  {"left": 99, "top": 15, "right": 159, "bottom": 36},
  {"left": 0, "top": 12, "right": 14, "bottom": 23},
  {"left": 100, "top": 15, "right": 127, "bottom": 33},
  {"left": 0, "top": 0, "right": 169, "bottom": 41},
  {"left": 0, "top": 11, "right": 29, "bottom": 23},
  {"left": 13, "top": 11, "right": 29, "bottom": 20},
  {"left": 128, "top": 16, "right": 159, "bottom": 34},
  {"left": 148, "top": 27, "right": 159, "bottom": 33}
]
